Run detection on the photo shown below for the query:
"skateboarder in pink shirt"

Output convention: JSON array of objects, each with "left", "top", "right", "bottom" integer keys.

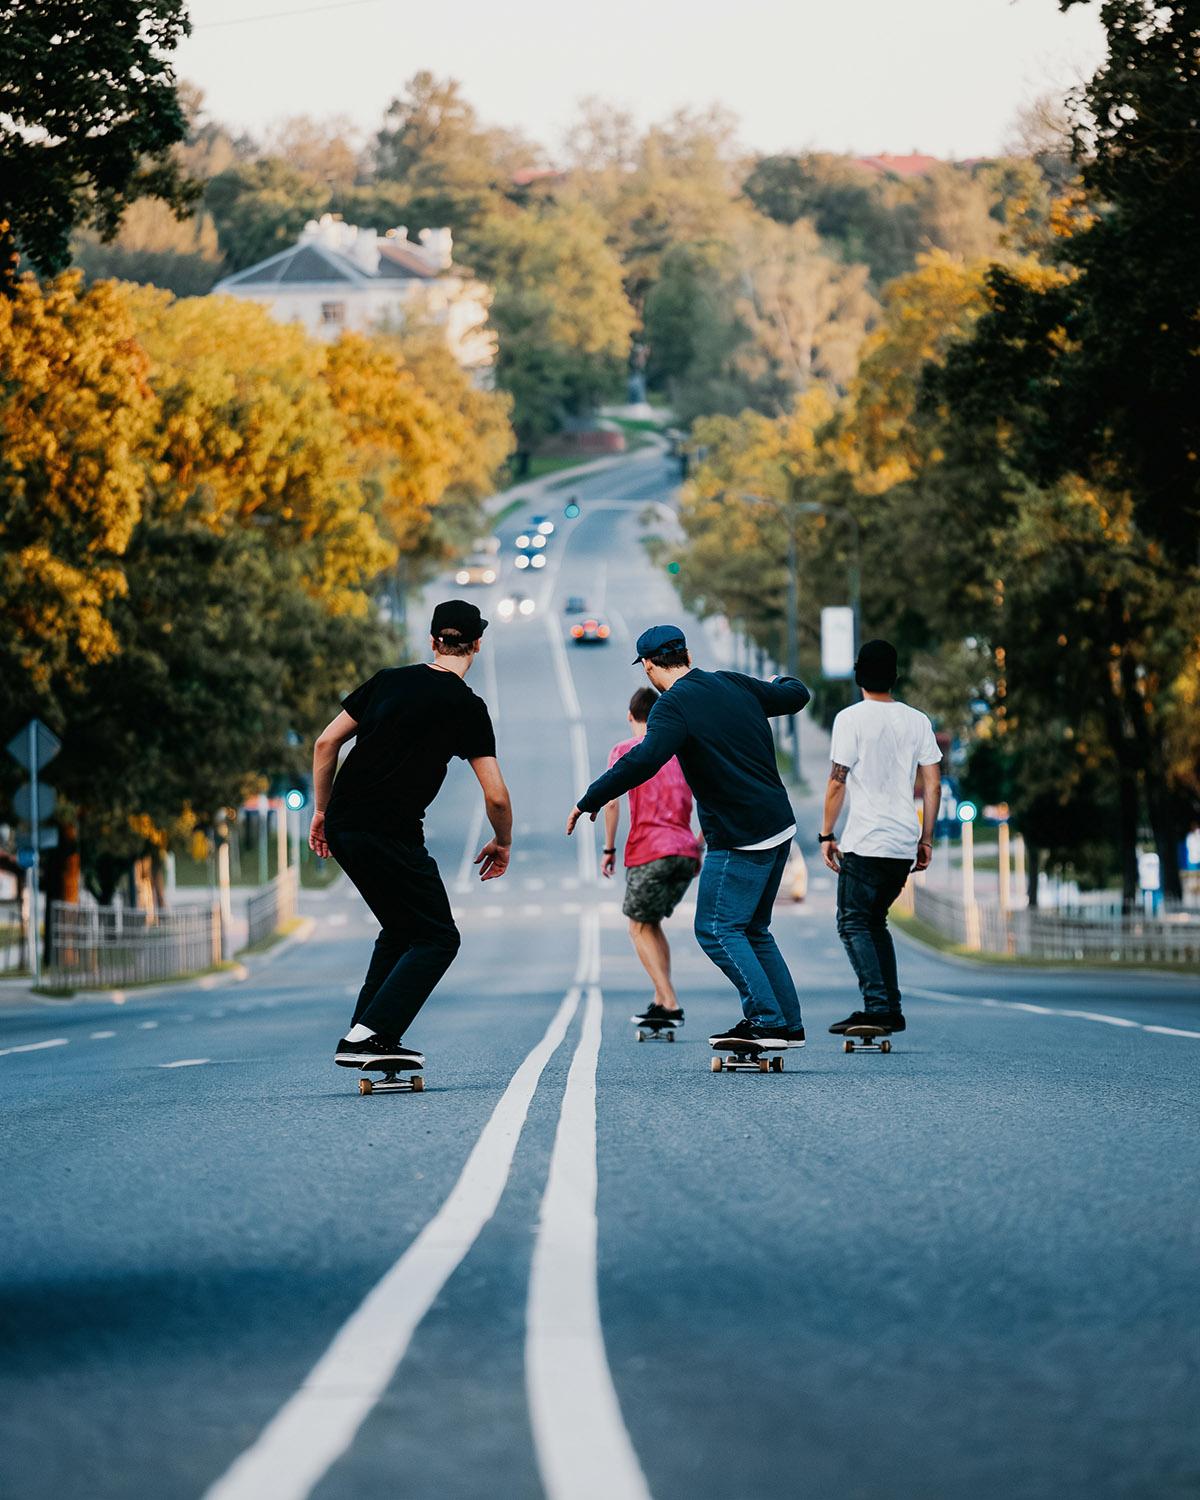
[{"left": 600, "top": 686, "right": 701, "bottom": 1029}]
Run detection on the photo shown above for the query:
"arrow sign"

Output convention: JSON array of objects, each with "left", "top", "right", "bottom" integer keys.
[
  {"left": 6, "top": 718, "right": 61, "bottom": 774},
  {"left": 13, "top": 782, "right": 56, "bottom": 823}
]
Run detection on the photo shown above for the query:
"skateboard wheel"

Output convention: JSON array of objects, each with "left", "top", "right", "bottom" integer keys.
[
  {"left": 412, "top": 1075, "right": 424, "bottom": 1092},
  {"left": 757, "top": 1057, "right": 769, "bottom": 1072},
  {"left": 710, "top": 1056, "right": 723, "bottom": 1072},
  {"left": 843, "top": 1039, "right": 854, "bottom": 1053},
  {"left": 880, "top": 1039, "right": 891, "bottom": 1053},
  {"left": 771, "top": 1055, "right": 784, "bottom": 1072},
  {"left": 636, "top": 1030, "right": 645, "bottom": 1042},
  {"left": 666, "top": 1029, "right": 675, "bottom": 1042},
  {"left": 359, "top": 1078, "right": 372, "bottom": 1095}
]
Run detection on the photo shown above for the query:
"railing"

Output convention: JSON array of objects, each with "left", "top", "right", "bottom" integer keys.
[
  {"left": 896, "top": 882, "right": 1200, "bottom": 966},
  {"left": 44, "top": 901, "right": 222, "bottom": 991},
  {"left": 0, "top": 896, "right": 27, "bottom": 974},
  {"left": 244, "top": 869, "right": 298, "bottom": 949}
]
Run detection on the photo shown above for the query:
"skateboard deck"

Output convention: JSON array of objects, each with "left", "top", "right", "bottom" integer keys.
[
  {"left": 842, "top": 1025, "right": 892, "bottom": 1054},
  {"left": 359, "top": 1061, "right": 424, "bottom": 1094},
  {"left": 709, "top": 1040, "right": 785, "bottom": 1073},
  {"left": 634, "top": 1016, "right": 679, "bottom": 1043}
]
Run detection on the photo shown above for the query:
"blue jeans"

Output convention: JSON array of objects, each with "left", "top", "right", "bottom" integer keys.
[
  {"left": 836, "top": 851, "right": 911, "bottom": 1014},
  {"left": 694, "top": 843, "right": 803, "bottom": 1029}
]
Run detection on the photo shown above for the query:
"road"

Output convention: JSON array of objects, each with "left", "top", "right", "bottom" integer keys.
[{"left": 2, "top": 450, "right": 1198, "bottom": 1500}]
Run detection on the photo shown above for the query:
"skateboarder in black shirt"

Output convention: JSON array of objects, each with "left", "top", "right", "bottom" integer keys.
[{"left": 309, "top": 600, "right": 512, "bottom": 1070}]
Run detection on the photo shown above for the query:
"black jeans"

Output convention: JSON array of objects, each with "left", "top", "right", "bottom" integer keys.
[
  {"left": 836, "top": 851, "right": 912, "bottom": 1015},
  {"left": 326, "top": 826, "right": 461, "bottom": 1039}
]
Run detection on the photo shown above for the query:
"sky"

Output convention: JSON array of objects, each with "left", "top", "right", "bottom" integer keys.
[{"left": 176, "top": 0, "right": 1107, "bottom": 160}]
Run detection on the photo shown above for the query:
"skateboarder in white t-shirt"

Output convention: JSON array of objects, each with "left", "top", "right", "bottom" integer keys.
[{"left": 819, "top": 639, "right": 942, "bottom": 1035}]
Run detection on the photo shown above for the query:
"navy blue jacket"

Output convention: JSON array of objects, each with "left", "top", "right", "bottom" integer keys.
[{"left": 577, "top": 669, "right": 810, "bottom": 850}]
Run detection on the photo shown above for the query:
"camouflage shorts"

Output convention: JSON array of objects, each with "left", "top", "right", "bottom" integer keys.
[{"left": 622, "top": 854, "right": 699, "bottom": 924}]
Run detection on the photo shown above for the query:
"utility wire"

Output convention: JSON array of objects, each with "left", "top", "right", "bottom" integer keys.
[{"left": 194, "top": 0, "right": 385, "bottom": 30}]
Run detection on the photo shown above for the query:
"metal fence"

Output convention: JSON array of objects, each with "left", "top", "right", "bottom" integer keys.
[
  {"left": 244, "top": 869, "right": 298, "bottom": 949},
  {"left": 0, "top": 897, "right": 27, "bottom": 974},
  {"left": 44, "top": 901, "right": 222, "bottom": 991},
  {"left": 897, "top": 882, "right": 1200, "bottom": 966}
]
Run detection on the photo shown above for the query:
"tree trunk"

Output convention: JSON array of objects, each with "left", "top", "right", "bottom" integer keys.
[{"left": 41, "top": 821, "right": 81, "bottom": 967}]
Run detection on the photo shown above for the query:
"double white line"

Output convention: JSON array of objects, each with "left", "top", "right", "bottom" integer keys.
[{"left": 204, "top": 910, "right": 648, "bottom": 1500}]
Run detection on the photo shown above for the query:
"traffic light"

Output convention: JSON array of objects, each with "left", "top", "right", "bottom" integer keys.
[
  {"left": 284, "top": 786, "right": 307, "bottom": 811},
  {"left": 666, "top": 560, "right": 681, "bottom": 575},
  {"left": 564, "top": 498, "right": 581, "bottom": 519}
]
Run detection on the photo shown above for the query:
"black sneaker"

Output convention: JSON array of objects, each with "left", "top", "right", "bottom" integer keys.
[
  {"left": 708, "top": 1018, "right": 785, "bottom": 1050},
  {"left": 784, "top": 1027, "right": 806, "bottom": 1048},
  {"left": 829, "top": 1011, "right": 895, "bottom": 1036},
  {"left": 335, "top": 1034, "right": 424, "bottom": 1068},
  {"left": 632, "top": 1002, "right": 684, "bottom": 1026},
  {"left": 884, "top": 1012, "right": 906, "bottom": 1033}
]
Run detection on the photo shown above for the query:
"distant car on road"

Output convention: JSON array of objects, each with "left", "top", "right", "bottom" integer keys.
[
  {"left": 498, "top": 594, "right": 536, "bottom": 620},
  {"left": 570, "top": 616, "right": 611, "bottom": 646},
  {"left": 514, "top": 550, "right": 547, "bottom": 571},
  {"left": 564, "top": 596, "right": 588, "bottom": 615},
  {"left": 514, "top": 531, "right": 547, "bottom": 551},
  {"left": 454, "top": 554, "right": 498, "bottom": 586},
  {"left": 530, "top": 514, "right": 555, "bottom": 536}
]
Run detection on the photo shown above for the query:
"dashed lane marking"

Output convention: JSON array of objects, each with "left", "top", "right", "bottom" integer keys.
[
  {"left": 159, "top": 1059, "right": 211, "bottom": 1068},
  {"left": 909, "top": 986, "right": 1200, "bottom": 1039},
  {"left": 0, "top": 1038, "right": 68, "bottom": 1057},
  {"left": 202, "top": 918, "right": 591, "bottom": 1500},
  {"left": 139, "top": 1021, "right": 159, "bottom": 1030},
  {"left": 89, "top": 1031, "right": 116, "bottom": 1040}
]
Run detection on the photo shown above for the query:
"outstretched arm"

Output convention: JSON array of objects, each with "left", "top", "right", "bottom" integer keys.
[
  {"left": 567, "top": 705, "right": 686, "bottom": 835},
  {"left": 470, "top": 756, "right": 513, "bottom": 880},
  {"left": 309, "top": 710, "right": 359, "bottom": 857},
  {"left": 743, "top": 674, "right": 811, "bottom": 717}
]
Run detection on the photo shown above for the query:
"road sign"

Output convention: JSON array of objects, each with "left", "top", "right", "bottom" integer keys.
[
  {"left": 13, "top": 782, "right": 56, "bottom": 823},
  {"left": 17, "top": 847, "right": 36, "bottom": 869},
  {"left": 6, "top": 718, "right": 61, "bottom": 773},
  {"left": 17, "top": 827, "right": 59, "bottom": 854},
  {"left": 821, "top": 606, "right": 856, "bottom": 679}
]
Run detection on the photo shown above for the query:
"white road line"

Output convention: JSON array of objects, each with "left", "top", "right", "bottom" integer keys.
[
  {"left": 202, "top": 919, "right": 591, "bottom": 1500},
  {"left": 90, "top": 1030, "right": 116, "bottom": 1040},
  {"left": 139, "top": 1020, "right": 159, "bottom": 1030},
  {"left": 527, "top": 914, "right": 650, "bottom": 1500},
  {"left": 908, "top": 985, "right": 1200, "bottom": 1038},
  {"left": 0, "top": 1038, "right": 68, "bottom": 1057},
  {"left": 546, "top": 609, "right": 596, "bottom": 883},
  {"left": 159, "top": 1059, "right": 210, "bottom": 1068}
]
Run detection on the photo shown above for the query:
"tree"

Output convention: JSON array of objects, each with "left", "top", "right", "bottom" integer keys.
[
  {"left": 0, "top": 274, "right": 156, "bottom": 695},
  {"left": 261, "top": 115, "right": 362, "bottom": 190},
  {"left": 205, "top": 160, "right": 329, "bottom": 272},
  {"left": 72, "top": 198, "right": 225, "bottom": 296},
  {"left": 0, "top": 1, "right": 198, "bottom": 282},
  {"left": 643, "top": 243, "right": 752, "bottom": 423}
]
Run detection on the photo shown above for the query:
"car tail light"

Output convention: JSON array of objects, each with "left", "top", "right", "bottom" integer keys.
[
  {"left": 571, "top": 626, "right": 584, "bottom": 639},
  {"left": 597, "top": 626, "right": 610, "bottom": 638}
]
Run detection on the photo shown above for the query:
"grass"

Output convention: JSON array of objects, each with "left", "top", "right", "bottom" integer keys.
[
  {"left": 237, "top": 915, "right": 307, "bottom": 959},
  {"left": 33, "top": 958, "right": 242, "bottom": 998},
  {"left": 892, "top": 909, "right": 1197, "bottom": 973},
  {"left": 171, "top": 850, "right": 338, "bottom": 891}
]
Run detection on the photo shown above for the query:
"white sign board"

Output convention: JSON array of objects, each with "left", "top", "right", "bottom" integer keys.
[{"left": 821, "top": 607, "right": 856, "bottom": 680}]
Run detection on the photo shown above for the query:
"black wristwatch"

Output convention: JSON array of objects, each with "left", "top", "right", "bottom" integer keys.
[
  {"left": 603, "top": 847, "right": 616, "bottom": 855},
  {"left": 818, "top": 833, "right": 836, "bottom": 844}
]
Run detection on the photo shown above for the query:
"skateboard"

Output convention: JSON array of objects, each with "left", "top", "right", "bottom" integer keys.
[
  {"left": 842, "top": 1025, "right": 892, "bottom": 1054},
  {"left": 710, "top": 1041, "right": 785, "bottom": 1074},
  {"left": 359, "top": 1061, "right": 424, "bottom": 1094},
  {"left": 634, "top": 1015, "right": 680, "bottom": 1043}
]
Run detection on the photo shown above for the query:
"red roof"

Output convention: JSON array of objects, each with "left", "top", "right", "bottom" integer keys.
[{"left": 856, "top": 153, "right": 941, "bottom": 178}]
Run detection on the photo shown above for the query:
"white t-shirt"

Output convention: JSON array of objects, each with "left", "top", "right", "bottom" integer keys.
[{"left": 829, "top": 699, "right": 942, "bottom": 859}]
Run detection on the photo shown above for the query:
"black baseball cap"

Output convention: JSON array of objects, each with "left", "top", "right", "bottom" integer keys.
[
  {"left": 431, "top": 599, "right": 488, "bottom": 641},
  {"left": 632, "top": 624, "right": 687, "bottom": 664},
  {"left": 854, "top": 638, "right": 897, "bottom": 688}
]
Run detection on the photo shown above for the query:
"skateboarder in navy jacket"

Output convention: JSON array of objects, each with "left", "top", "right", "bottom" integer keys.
[{"left": 568, "top": 625, "right": 810, "bottom": 1052}]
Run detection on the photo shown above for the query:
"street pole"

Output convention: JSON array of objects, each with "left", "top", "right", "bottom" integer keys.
[
  {"left": 961, "top": 819, "right": 980, "bottom": 949},
  {"left": 215, "top": 817, "right": 233, "bottom": 962},
  {"left": 28, "top": 721, "right": 40, "bottom": 986},
  {"left": 257, "top": 793, "right": 269, "bottom": 887},
  {"left": 998, "top": 821, "right": 1011, "bottom": 911}
]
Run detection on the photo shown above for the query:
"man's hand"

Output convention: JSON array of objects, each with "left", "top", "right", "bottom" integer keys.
[
  {"left": 601, "top": 850, "right": 616, "bottom": 878},
  {"left": 914, "top": 840, "right": 933, "bottom": 872},
  {"left": 821, "top": 838, "right": 842, "bottom": 874},
  {"left": 566, "top": 806, "right": 596, "bottom": 836},
  {"left": 309, "top": 811, "right": 330, "bottom": 859},
  {"left": 474, "top": 839, "right": 511, "bottom": 881}
]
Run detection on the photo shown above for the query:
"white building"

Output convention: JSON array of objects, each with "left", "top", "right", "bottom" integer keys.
[{"left": 213, "top": 215, "right": 494, "bottom": 375}]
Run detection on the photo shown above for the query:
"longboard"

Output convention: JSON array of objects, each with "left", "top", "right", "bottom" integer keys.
[
  {"left": 359, "top": 1061, "right": 424, "bottom": 1094},
  {"left": 634, "top": 1016, "right": 680, "bottom": 1043},
  {"left": 710, "top": 1041, "right": 785, "bottom": 1074},
  {"left": 842, "top": 1025, "right": 892, "bottom": 1054}
]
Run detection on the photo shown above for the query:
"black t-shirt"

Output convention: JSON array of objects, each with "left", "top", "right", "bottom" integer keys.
[{"left": 324, "top": 665, "right": 496, "bottom": 840}]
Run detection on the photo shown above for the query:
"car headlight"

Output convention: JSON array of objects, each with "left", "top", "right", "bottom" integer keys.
[
  {"left": 483, "top": 570, "right": 496, "bottom": 584},
  {"left": 455, "top": 570, "right": 469, "bottom": 584},
  {"left": 498, "top": 599, "right": 514, "bottom": 618},
  {"left": 531, "top": 534, "right": 546, "bottom": 548},
  {"left": 538, "top": 522, "right": 554, "bottom": 535},
  {"left": 531, "top": 554, "right": 546, "bottom": 568},
  {"left": 514, "top": 554, "right": 530, "bottom": 569},
  {"left": 515, "top": 534, "right": 530, "bottom": 549},
  {"left": 519, "top": 598, "right": 536, "bottom": 615}
]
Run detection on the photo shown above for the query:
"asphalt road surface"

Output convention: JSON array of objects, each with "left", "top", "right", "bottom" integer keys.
[{"left": 2, "top": 451, "right": 1198, "bottom": 1500}]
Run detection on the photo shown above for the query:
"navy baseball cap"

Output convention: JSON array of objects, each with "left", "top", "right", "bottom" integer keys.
[{"left": 632, "top": 624, "right": 688, "bottom": 664}]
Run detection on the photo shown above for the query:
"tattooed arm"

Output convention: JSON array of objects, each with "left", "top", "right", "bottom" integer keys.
[{"left": 820, "top": 762, "right": 851, "bottom": 872}]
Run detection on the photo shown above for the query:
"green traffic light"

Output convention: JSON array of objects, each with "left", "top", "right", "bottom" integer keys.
[
  {"left": 564, "top": 501, "right": 581, "bottom": 519},
  {"left": 667, "top": 561, "right": 681, "bottom": 575}
]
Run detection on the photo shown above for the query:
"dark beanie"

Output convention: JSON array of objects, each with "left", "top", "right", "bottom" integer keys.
[{"left": 854, "top": 639, "right": 898, "bottom": 690}]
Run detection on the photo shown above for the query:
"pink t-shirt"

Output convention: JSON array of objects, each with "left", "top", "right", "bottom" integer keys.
[{"left": 607, "top": 736, "right": 702, "bottom": 868}]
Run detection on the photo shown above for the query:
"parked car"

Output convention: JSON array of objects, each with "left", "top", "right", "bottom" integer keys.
[
  {"left": 570, "top": 616, "right": 611, "bottom": 646},
  {"left": 563, "top": 595, "right": 588, "bottom": 615}
]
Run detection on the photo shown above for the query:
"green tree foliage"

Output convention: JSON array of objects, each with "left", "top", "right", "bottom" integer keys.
[{"left": 0, "top": 1, "right": 198, "bottom": 281}]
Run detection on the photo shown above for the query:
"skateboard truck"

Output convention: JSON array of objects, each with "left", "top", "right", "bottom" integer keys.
[
  {"left": 710, "top": 1044, "right": 785, "bottom": 1074},
  {"left": 842, "top": 1025, "right": 892, "bottom": 1054},
  {"left": 634, "top": 1019, "right": 678, "bottom": 1043},
  {"left": 359, "top": 1068, "right": 424, "bottom": 1094}
]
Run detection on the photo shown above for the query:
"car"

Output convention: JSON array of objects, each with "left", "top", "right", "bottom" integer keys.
[
  {"left": 570, "top": 616, "right": 611, "bottom": 646},
  {"left": 454, "top": 554, "right": 498, "bottom": 586},
  {"left": 498, "top": 594, "right": 536, "bottom": 620},
  {"left": 514, "top": 551, "right": 547, "bottom": 571},
  {"left": 530, "top": 514, "right": 555, "bottom": 536},
  {"left": 564, "top": 596, "right": 588, "bottom": 615},
  {"left": 514, "top": 532, "right": 547, "bottom": 550}
]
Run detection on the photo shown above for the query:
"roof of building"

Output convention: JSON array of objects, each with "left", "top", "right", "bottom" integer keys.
[
  {"left": 855, "top": 153, "right": 942, "bottom": 179},
  {"left": 215, "top": 216, "right": 452, "bottom": 292}
]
